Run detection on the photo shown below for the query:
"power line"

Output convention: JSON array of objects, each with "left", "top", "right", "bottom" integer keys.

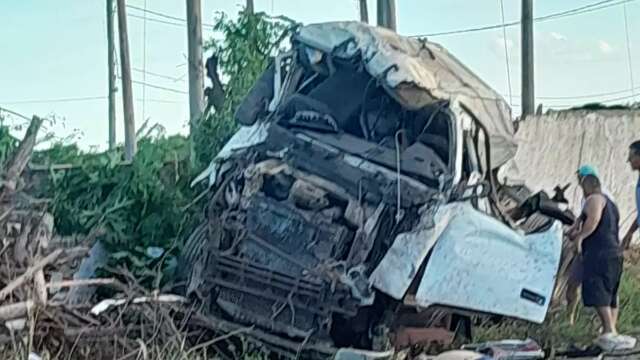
[
  {"left": 126, "top": 4, "right": 215, "bottom": 29},
  {"left": 1, "top": 96, "right": 107, "bottom": 105},
  {"left": 600, "top": 92, "right": 639, "bottom": 103},
  {"left": 504, "top": 86, "right": 640, "bottom": 100},
  {"left": 142, "top": 0, "right": 148, "bottom": 123},
  {"left": 132, "top": 68, "right": 185, "bottom": 82},
  {"left": 498, "top": 0, "right": 513, "bottom": 107},
  {"left": 411, "top": 0, "right": 636, "bottom": 37},
  {"left": 127, "top": 4, "right": 185, "bottom": 23},
  {"left": 138, "top": 98, "right": 182, "bottom": 104},
  {"left": 623, "top": 3, "right": 637, "bottom": 102},
  {"left": 130, "top": 80, "right": 188, "bottom": 94},
  {"left": 510, "top": 92, "right": 640, "bottom": 108},
  {"left": 129, "top": 13, "right": 184, "bottom": 28}
]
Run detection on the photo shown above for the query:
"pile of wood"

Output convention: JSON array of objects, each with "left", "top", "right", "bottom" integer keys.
[{"left": 0, "top": 116, "right": 213, "bottom": 359}]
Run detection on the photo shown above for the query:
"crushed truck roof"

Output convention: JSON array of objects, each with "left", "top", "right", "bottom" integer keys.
[{"left": 296, "top": 22, "right": 517, "bottom": 168}]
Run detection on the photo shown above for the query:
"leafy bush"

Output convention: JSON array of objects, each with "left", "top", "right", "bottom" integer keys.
[
  {"left": 193, "top": 10, "right": 292, "bottom": 165},
  {"left": 38, "top": 134, "right": 197, "bottom": 286}
]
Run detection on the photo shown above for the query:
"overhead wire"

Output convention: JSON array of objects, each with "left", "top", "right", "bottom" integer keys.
[
  {"left": 126, "top": 4, "right": 216, "bottom": 30},
  {"left": 509, "top": 92, "right": 640, "bottom": 108},
  {"left": 130, "top": 80, "right": 188, "bottom": 94},
  {"left": 622, "top": 3, "right": 637, "bottom": 102},
  {"left": 129, "top": 13, "right": 184, "bottom": 28},
  {"left": 142, "top": 0, "right": 148, "bottom": 122},
  {"left": 1, "top": 96, "right": 108, "bottom": 105},
  {"left": 132, "top": 68, "right": 186, "bottom": 82},
  {"left": 498, "top": 0, "right": 513, "bottom": 107},
  {"left": 411, "top": 0, "right": 636, "bottom": 37},
  {"left": 504, "top": 86, "right": 640, "bottom": 101},
  {"left": 1, "top": 96, "right": 183, "bottom": 105}
]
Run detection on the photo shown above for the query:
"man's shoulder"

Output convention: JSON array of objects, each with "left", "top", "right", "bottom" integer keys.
[{"left": 585, "top": 193, "right": 607, "bottom": 208}]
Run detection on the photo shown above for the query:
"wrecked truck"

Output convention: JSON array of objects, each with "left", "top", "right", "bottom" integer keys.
[{"left": 179, "top": 21, "right": 569, "bottom": 358}]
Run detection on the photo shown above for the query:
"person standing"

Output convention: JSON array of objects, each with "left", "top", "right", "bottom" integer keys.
[
  {"left": 622, "top": 140, "right": 640, "bottom": 249},
  {"left": 566, "top": 165, "right": 611, "bottom": 325},
  {"left": 569, "top": 175, "right": 624, "bottom": 347}
]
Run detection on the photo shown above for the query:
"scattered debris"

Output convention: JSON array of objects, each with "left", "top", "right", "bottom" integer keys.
[
  {"left": 463, "top": 339, "right": 544, "bottom": 359},
  {"left": 90, "top": 293, "right": 187, "bottom": 315}
]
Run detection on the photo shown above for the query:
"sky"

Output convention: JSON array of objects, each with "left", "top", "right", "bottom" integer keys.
[{"left": 0, "top": 0, "right": 638, "bottom": 150}]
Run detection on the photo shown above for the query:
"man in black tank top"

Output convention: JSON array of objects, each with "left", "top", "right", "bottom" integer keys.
[{"left": 569, "top": 175, "right": 623, "bottom": 337}]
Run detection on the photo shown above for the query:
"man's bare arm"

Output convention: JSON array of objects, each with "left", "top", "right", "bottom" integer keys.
[{"left": 572, "top": 195, "right": 606, "bottom": 252}]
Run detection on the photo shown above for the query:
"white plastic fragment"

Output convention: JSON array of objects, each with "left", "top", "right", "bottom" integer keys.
[{"left": 90, "top": 294, "right": 187, "bottom": 316}]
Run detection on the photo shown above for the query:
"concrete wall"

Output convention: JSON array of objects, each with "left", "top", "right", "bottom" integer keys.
[{"left": 506, "top": 110, "right": 640, "bottom": 234}]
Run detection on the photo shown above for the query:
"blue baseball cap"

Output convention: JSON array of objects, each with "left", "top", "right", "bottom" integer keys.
[{"left": 577, "top": 165, "right": 598, "bottom": 178}]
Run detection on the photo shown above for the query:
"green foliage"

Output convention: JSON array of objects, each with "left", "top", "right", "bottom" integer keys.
[
  {"left": 0, "top": 11, "right": 294, "bottom": 289},
  {"left": 42, "top": 135, "right": 198, "bottom": 287},
  {"left": 193, "top": 10, "right": 293, "bottom": 165},
  {"left": 0, "top": 116, "right": 19, "bottom": 167},
  {"left": 0, "top": 125, "right": 18, "bottom": 168}
]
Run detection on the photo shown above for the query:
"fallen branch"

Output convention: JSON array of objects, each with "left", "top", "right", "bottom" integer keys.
[
  {"left": 46, "top": 278, "right": 117, "bottom": 289},
  {"left": 0, "top": 248, "right": 63, "bottom": 301},
  {"left": 63, "top": 325, "right": 143, "bottom": 339},
  {"left": 34, "top": 270, "right": 47, "bottom": 305},
  {"left": 0, "top": 116, "right": 43, "bottom": 201},
  {"left": 0, "top": 300, "right": 34, "bottom": 321}
]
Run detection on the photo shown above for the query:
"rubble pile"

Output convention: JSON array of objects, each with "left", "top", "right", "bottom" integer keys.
[{"left": 0, "top": 117, "right": 205, "bottom": 359}]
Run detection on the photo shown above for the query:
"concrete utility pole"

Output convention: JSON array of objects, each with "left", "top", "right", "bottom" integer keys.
[
  {"left": 521, "top": 0, "right": 535, "bottom": 116},
  {"left": 186, "top": 0, "right": 205, "bottom": 131},
  {"left": 106, "top": 0, "right": 116, "bottom": 150},
  {"left": 116, "top": 0, "right": 136, "bottom": 160},
  {"left": 359, "top": 0, "right": 369, "bottom": 23},
  {"left": 377, "top": 0, "right": 396, "bottom": 31},
  {"left": 246, "top": 0, "right": 254, "bottom": 14}
]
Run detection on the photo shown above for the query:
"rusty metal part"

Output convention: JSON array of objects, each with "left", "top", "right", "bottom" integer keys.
[
  {"left": 288, "top": 179, "right": 329, "bottom": 210},
  {"left": 392, "top": 327, "right": 455, "bottom": 348}
]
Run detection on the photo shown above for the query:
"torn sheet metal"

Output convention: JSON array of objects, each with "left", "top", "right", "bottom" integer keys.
[
  {"left": 193, "top": 121, "right": 271, "bottom": 186},
  {"left": 369, "top": 203, "right": 455, "bottom": 300},
  {"left": 415, "top": 203, "right": 562, "bottom": 323},
  {"left": 295, "top": 21, "right": 516, "bottom": 168}
]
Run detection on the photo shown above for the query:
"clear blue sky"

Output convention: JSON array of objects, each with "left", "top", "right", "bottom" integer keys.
[{"left": 1, "top": 0, "right": 638, "bottom": 150}]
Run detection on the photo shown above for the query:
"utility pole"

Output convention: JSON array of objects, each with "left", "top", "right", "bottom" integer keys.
[
  {"left": 377, "top": 0, "right": 396, "bottom": 31},
  {"left": 106, "top": 0, "right": 116, "bottom": 150},
  {"left": 116, "top": 0, "right": 136, "bottom": 160},
  {"left": 521, "top": 0, "right": 535, "bottom": 116},
  {"left": 186, "top": 0, "right": 205, "bottom": 133},
  {"left": 246, "top": 0, "right": 254, "bottom": 14},
  {"left": 359, "top": 0, "right": 369, "bottom": 23}
]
